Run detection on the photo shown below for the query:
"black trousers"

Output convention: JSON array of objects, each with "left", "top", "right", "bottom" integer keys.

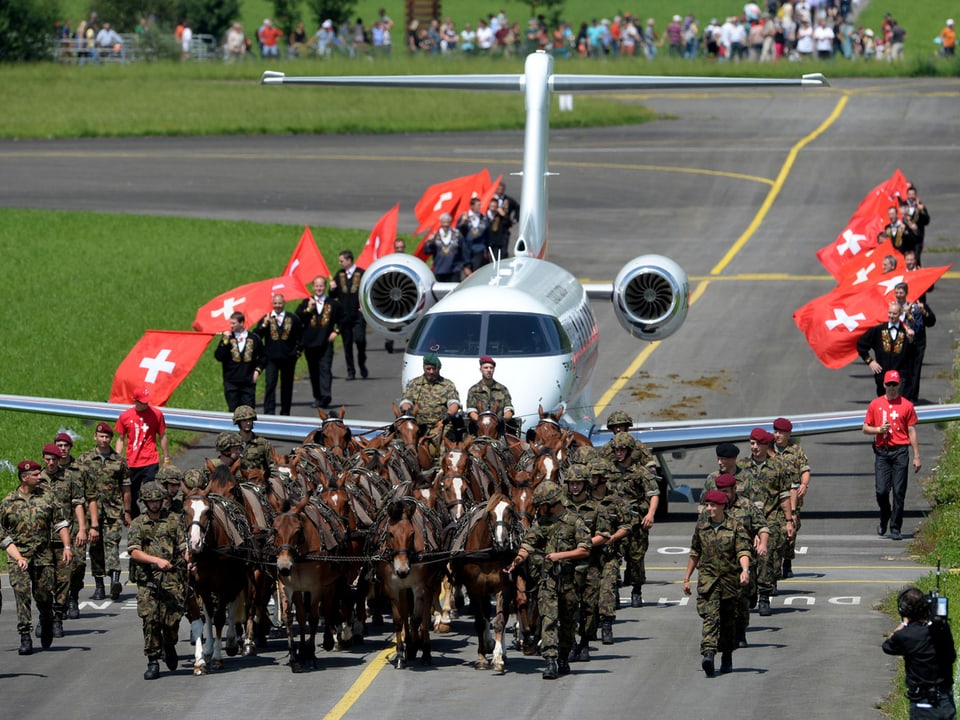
[
  {"left": 223, "top": 379, "right": 256, "bottom": 412},
  {"left": 263, "top": 357, "right": 297, "bottom": 415},
  {"left": 303, "top": 344, "right": 334, "bottom": 404},
  {"left": 340, "top": 316, "right": 367, "bottom": 377}
]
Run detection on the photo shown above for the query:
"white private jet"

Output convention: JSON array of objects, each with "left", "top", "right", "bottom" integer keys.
[{"left": 3, "top": 53, "right": 959, "bottom": 506}]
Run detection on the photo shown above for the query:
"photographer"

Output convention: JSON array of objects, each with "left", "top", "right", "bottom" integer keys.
[{"left": 883, "top": 586, "right": 956, "bottom": 719}]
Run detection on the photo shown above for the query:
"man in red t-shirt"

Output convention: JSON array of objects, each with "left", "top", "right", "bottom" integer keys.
[
  {"left": 862, "top": 370, "right": 921, "bottom": 540},
  {"left": 114, "top": 387, "right": 169, "bottom": 520}
]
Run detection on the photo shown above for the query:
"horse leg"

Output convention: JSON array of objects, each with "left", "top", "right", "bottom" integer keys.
[
  {"left": 210, "top": 604, "right": 226, "bottom": 670},
  {"left": 191, "top": 616, "right": 207, "bottom": 676},
  {"left": 391, "top": 596, "right": 406, "bottom": 670},
  {"left": 492, "top": 589, "right": 507, "bottom": 673},
  {"left": 415, "top": 582, "right": 435, "bottom": 666},
  {"left": 243, "top": 578, "right": 258, "bottom": 657},
  {"left": 285, "top": 588, "right": 302, "bottom": 673},
  {"left": 474, "top": 607, "right": 490, "bottom": 670},
  {"left": 224, "top": 596, "right": 240, "bottom": 657},
  {"left": 435, "top": 574, "right": 453, "bottom": 633}
]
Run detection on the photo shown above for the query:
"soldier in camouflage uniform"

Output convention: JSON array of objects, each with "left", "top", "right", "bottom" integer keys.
[
  {"left": 505, "top": 481, "right": 591, "bottom": 679},
  {"left": 127, "top": 482, "right": 189, "bottom": 680},
  {"left": 157, "top": 464, "right": 185, "bottom": 515},
  {"left": 682, "top": 489, "right": 751, "bottom": 677},
  {"left": 77, "top": 422, "right": 129, "bottom": 601},
  {"left": 563, "top": 463, "right": 606, "bottom": 662},
  {"left": 0, "top": 460, "right": 73, "bottom": 655},
  {"left": 399, "top": 353, "right": 463, "bottom": 449},
  {"left": 589, "top": 459, "right": 632, "bottom": 645},
  {"left": 739, "top": 428, "right": 795, "bottom": 617},
  {"left": 182, "top": 469, "right": 207, "bottom": 493},
  {"left": 599, "top": 410, "right": 656, "bottom": 468},
  {"left": 466, "top": 356, "right": 520, "bottom": 436},
  {"left": 54, "top": 433, "right": 97, "bottom": 619},
  {"left": 233, "top": 405, "right": 277, "bottom": 475},
  {"left": 608, "top": 433, "right": 660, "bottom": 608},
  {"left": 703, "top": 442, "right": 742, "bottom": 497},
  {"left": 39, "top": 443, "right": 87, "bottom": 635},
  {"left": 199, "top": 432, "right": 245, "bottom": 487},
  {"left": 714, "top": 473, "right": 769, "bottom": 648},
  {"left": 773, "top": 417, "right": 809, "bottom": 579}
]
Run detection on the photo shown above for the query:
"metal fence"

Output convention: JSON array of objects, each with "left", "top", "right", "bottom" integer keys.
[{"left": 53, "top": 33, "right": 219, "bottom": 63}]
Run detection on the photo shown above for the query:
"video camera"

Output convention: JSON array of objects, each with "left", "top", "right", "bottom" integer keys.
[{"left": 899, "top": 558, "right": 950, "bottom": 622}]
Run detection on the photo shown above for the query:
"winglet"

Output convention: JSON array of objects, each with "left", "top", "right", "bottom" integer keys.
[
  {"left": 801, "top": 73, "right": 829, "bottom": 88},
  {"left": 260, "top": 71, "right": 286, "bottom": 85}
]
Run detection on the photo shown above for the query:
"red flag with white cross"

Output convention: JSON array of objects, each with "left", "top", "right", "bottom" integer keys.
[
  {"left": 192, "top": 276, "right": 308, "bottom": 333},
  {"left": 414, "top": 170, "right": 491, "bottom": 235},
  {"left": 109, "top": 330, "right": 216, "bottom": 405},
  {"left": 356, "top": 204, "right": 400, "bottom": 270},
  {"left": 283, "top": 227, "right": 331, "bottom": 293},
  {"left": 792, "top": 286, "right": 890, "bottom": 369}
]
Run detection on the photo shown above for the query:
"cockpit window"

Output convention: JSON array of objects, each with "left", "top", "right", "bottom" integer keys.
[{"left": 408, "top": 312, "right": 570, "bottom": 357}]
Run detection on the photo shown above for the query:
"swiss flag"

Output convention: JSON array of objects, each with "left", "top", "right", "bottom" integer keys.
[
  {"left": 356, "top": 204, "right": 400, "bottom": 270},
  {"left": 193, "top": 276, "right": 308, "bottom": 333},
  {"left": 109, "top": 330, "right": 216, "bottom": 405},
  {"left": 872, "top": 265, "right": 951, "bottom": 302},
  {"left": 793, "top": 286, "right": 890, "bottom": 369},
  {"left": 414, "top": 170, "right": 491, "bottom": 235},
  {"left": 816, "top": 197, "right": 890, "bottom": 279},
  {"left": 836, "top": 248, "right": 888, "bottom": 290},
  {"left": 479, "top": 174, "right": 503, "bottom": 212},
  {"left": 283, "top": 227, "right": 331, "bottom": 293}
]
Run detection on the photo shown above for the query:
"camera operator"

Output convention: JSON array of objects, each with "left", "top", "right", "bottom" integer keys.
[{"left": 883, "top": 586, "right": 957, "bottom": 719}]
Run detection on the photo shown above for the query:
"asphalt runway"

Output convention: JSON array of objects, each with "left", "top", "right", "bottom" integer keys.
[{"left": 1, "top": 75, "right": 959, "bottom": 718}]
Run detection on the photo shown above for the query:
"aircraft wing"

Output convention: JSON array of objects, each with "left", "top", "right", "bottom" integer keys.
[{"left": 3, "top": 393, "right": 957, "bottom": 450}]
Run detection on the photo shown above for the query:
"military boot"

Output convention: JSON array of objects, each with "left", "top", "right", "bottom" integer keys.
[
  {"left": 631, "top": 587, "right": 643, "bottom": 608},
  {"left": 701, "top": 651, "right": 716, "bottom": 677},
  {"left": 109, "top": 570, "right": 123, "bottom": 601},
  {"left": 91, "top": 576, "right": 106, "bottom": 600},
  {"left": 35, "top": 621, "right": 43, "bottom": 638},
  {"left": 781, "top": 559, "right": 793, "bottom": 579},
  {"left": 758, "top": 596, "right": 772, "bottom": 617},
  {"left": 720, "top": 651, "right": 733, "bottom": 674},
  {"left": 40, "top": 615, "right": 54, "bottom": 649},
  {"left": 557, "top": 657, "right": 571, "bottom": 676},
  {"left": 66, "top": 592, "right": 80, "bottom": 619},
  {"left": 18, "top": 633, "right": 34, "bottom": 656},
  {"left": 542, "top": 657, "right": 559, "bottom": 680},
  {"left": 600, "top": 618, "right": 614, "bottom": 645},
  {"left": 164, "top": 642, "right": 179, "bottom": 672},
  {"left": 144, "top": 657, "right": 161, "bottom": 680},
  {"left": 736, "top": 628, "right": 748, "bottom": 648},
  {"left": 51, "top": 614, "right": 64, "bottom": 639}
]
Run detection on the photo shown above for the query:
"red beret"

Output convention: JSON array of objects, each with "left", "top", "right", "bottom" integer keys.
[
  {"left": 479, "top": 356, "right": 496, "bottom": 366},
  {"left": 42, "top": 443, "right": 64, "bottom": 458},
  {"left": 750, "top": 428, "right": 774, "bottom": 445},
  {"left": 18, "top": 460, "right": 42, "bottom": 473},
  {"left": 95, "top": 422, "right": 114, "bottom": 436},
  {"left": 773, "top": 417, "right": 793, "bottom": 432},
  {"left": 703, "top": 489, "right": 728, "bottom": 505},
  {"left": 55, "top": 432, "right": 74, "bottom": 446},
  {"left": 715, "top": 473, "right": 737, "bottom": 489}
]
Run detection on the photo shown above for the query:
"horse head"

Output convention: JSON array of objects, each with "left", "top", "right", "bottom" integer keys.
[
  {"left": 317, "top": 406, "right": 353, "bottom": 457},
  {"left": 485, "top": 493, "right": 518, "bottom": 552},
  {"left": 509, "top": 479, "right": 536, "bottom": 531},
  {"left": 273, "top": 495, "right": 311, "bottom": 576},
  {"left": 184, "top": 493, "right": 213, "bottom": 555},
  {"left": 382, "top": 500, "right": 420, "bottom": 578}
]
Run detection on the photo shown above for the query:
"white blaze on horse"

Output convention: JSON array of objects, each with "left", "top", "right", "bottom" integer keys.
[{"left": 184, "top": 492, "right": 252, "bottom": 675}]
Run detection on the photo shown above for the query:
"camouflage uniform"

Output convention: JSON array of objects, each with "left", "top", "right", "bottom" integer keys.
[
  {"left": 76, "top": 447, "right": 129, "bottom": 580},
  {"left": 739, "top": 453, "right": 792, "bottom": 600},
  {"left": 520, "top": 507, "right": 591, "bottom": 662},
  {"left": 775, "top": 440, "right": 809, "bottom": 565},
  {"left": 466, "top": 379, "right": 515, "bottom": 418},
  {"left": 400, "top": 374, "right": 461, "bottom": 427},
  {"left": 61, "top": 455, "right": 97, "bottom": 605},
  {"left": 42, "top": 465, "right": 86, "bottom": 619},
  {"left": 596, "top": 485, "right": 633, "bottom": 625},
  {"left": 610, "top": 457, "right": 659, "bottom": 600},
  {"left": 0, "top": 488, "right": 68, "bottom": 634},
  {"left": 722, "top": 495, "right": 769, "bottom": 642},
  {"left": 127, "top": 503, "right": 187, "bottom": 660},
  {"left": 563, "top": 466, "right": 604, "bottom": 655},
  {"left": 239, "top": 434, "right": 276, "bottom": 474},
  {"left": 688, "top": 513, "right": 752, "bottom": 656}
]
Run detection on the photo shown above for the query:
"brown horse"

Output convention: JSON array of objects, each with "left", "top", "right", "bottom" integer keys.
[
  {"left": 369, "top": 498, "right": 446, "bottom": 669},
  {"left": 506, "top": 475, "right": 539, "bottom": 655},
  {"left": 183, "top": 491, "right": 253, "bottom": 675},
  {"left": 390, "top": 405, "right": 434, "bottom": 471},
  {"left": 450, "top": 492, "right": 522, "bottom": 672},
  {"left": 273, "top": 496, "right": 350, "bottom": 672},
  {"left": 309, "top": 407, "right": 361, "bottom": 457}
]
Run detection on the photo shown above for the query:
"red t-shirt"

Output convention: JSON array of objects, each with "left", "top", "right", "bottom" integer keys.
[
  {"left": 259, "top": 26, "right": 283, "bottom": 47},
  {"left": 115, "top": 405, "right": 166, "bottom": 468},
  {"left": 864, "top": 394, "right": 916, "bottom": 447}
]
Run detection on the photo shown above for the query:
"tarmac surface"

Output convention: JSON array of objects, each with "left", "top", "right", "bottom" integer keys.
[{"left": 1, "top": 75, "right": 959, "bottom": 719}]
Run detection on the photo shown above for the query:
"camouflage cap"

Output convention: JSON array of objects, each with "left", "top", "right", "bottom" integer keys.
[
  {"left": 563, "top": 464, "right": 589, "bottom": 483},
  {"left": 610, "top": 432, "right": 636, "bottom": 450},
  {"left": 233, "top": 405, "right": 257, "bottom": 423},
  {"left": 140, "top": 481, "right": 167, "bottom": 502},
  {"left": 182, "top": 469, "right": 206, "bottom": 491},
  {"left": 533, "top": 480, "right": 564, "bottom": 506},
  {"left": 216, "top": 431, "right": 243, "bottom": 452},
  {"left": 606, "top": 410, "right": 633, "bottom": 429},
  {"left": 568, "top": 445, "right": 597, "bottom": 465},
  {"left": 589, "top": 459, "right": 611, "bottom": 479},
  {"left": 156, "top": 464, "right": 184, "bottom": 483}
]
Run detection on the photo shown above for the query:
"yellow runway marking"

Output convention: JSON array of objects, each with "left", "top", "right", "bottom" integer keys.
[
  {"left": 594, "top": 94, "right": 849, "bottom": 419},
  {"left": 322, "top": 645, "right": 393, "bottom": 720}
]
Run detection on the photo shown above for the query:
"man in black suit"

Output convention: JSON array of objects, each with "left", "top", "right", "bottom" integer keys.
[
  {"left": 330, "top": 250, "right": 367, "bottom": 380},
  {"left": 254, "top": 294, "right": 302, "bottom": 415},
  {"left": 214, "top": 311, "right": 265, "bottom": 412},
  {"left": 857, "top": 301, "right": 915, "bottom": 398},
  {"left": 296, "top": 276, "right": 343, "bottom": 408}
]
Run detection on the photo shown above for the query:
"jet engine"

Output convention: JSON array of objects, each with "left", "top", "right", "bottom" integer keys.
[
  {"left": 611, "top": 254, "right": 689, "bottom": 341},
  {"left": 358, "top": 254, "right": 437, "bottom": 339}
]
